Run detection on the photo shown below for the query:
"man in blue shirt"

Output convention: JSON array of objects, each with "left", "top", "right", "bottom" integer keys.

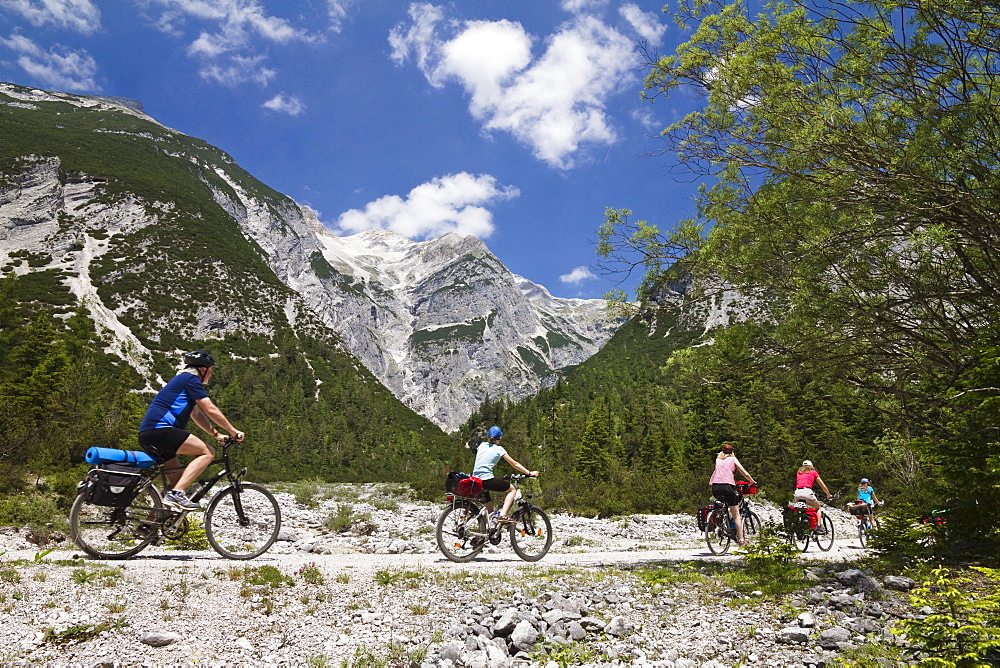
[{"left": 138, "top": 350, "right": 243, "bottom": 511}]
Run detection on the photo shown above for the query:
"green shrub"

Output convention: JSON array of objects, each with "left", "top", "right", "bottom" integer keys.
[
  {"left": 0, "top": 494, "right": 62, "bottom": 528},
  {"left": 326, "top": 504, "right": 371, "bottom": 534},
  {"left": 867, "top": 505, "right": 937, "bottom": 564},
  {"left": 41, "top": 466, "right": 90, "bottom": 509},
  {"left": 295, "top": 562, "right": 325, "bottom": 585},
  {"left": 740, "top": 521, "right": 799, "bottom": 577},
  {"left": 289, "top": 478, "right": 323, "bottom": 508},
  {"left": 722, "top": 522, "right": 808, "bottom": 598},
  {"left": 894, "top": 567, "right": 1000, "bottom": 666},
  {"left": 165, "top": 516, "right": 209, "bottom": 551}
]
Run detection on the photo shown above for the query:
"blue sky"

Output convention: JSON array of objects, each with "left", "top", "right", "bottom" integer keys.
[{"left": 0, "top": 0, "right": 703, "bottom": 299}]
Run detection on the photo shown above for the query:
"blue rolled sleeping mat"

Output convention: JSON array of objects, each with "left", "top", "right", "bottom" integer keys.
[{"left": 85, "top": 447, "right": 156, "bottom": 468}]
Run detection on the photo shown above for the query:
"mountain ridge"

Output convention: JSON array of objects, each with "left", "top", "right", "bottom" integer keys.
[{"left": 0, "top": 81, "right": 618, "bottom": 431}]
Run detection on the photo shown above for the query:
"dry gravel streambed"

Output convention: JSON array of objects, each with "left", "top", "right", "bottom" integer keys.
[{"left": 0, "top": 483, "right": 918, "bottom": 667}]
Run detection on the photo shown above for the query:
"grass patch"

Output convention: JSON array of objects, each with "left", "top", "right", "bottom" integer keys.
[
  {"left": 373, "top": 569, "right": 423, "bottom": 587},
  {"left": 43, "top": 617, "right": 128, "bottom": 645},
  {"left": 229, "top": 565, "right": 295, "bottom": 588}
]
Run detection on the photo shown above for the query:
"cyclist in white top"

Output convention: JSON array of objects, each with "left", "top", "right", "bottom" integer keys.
[{"left": 472, "top": 426, "right": 538, "bottom": 523}]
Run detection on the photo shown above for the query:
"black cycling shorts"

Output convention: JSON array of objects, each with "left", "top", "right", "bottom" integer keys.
[
  {"left": 712, "top": 483, "right": 740, "bottom": 507},
  {"left": 482, "top": 477, "right": 512, "bottom": 493},
  {"left": 138, "top": 427, "right": 190, "bottom": 463}
]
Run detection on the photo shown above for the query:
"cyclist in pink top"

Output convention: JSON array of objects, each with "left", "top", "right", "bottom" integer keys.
[
  {"left": 708, "top": 442, "right": 756, "bottom": 544},
  {"left": 793, "top": 460, "right": 832, "bottom": 531}
]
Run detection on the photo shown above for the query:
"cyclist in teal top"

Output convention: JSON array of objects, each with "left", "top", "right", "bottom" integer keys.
[
  {"left": 857, "top": 478, "right": 882, "bottom": 529},
  {"left": 472, "top": 426, "right": 538, "bottom": 523}
]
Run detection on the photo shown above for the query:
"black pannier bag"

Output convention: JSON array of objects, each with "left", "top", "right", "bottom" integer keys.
[
  {"left": 84, "top": 463, "right": 144, "bottom": 507},
  {"left": 445, "top": 471, "right": 467, "bottom": 494}
]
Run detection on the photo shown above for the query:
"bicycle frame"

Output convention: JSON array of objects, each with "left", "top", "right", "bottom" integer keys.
[{"left": 147, "top": 439, "right": 250, "bottom": 527}]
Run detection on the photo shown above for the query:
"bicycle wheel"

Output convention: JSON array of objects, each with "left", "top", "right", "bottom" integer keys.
[
  {"left": 436, "top": 500, "right": 487, "bottom": 562},
  {"left": 858, "top": 521, "right": 868, "bottom": 548},
  {"left": 815, "top": 514, "right": 835, "bottom": 551},
  {"left": 205, "top": 482, "right": 281, "bottom": 560},
  {"left": 509, "top": 506, "right": 553, "bottom": 562},
  {"left": 705, "top": 509, "right": 732, "bottom": 555},
  {"left": 69, "top": 484, "right": 162, "bottom": 559},
  {"left": 742, "top": 511, "right": 762, "bottom": 542},
  {"left": 784, "top": 512, "right": 810, "bottom": 552}
]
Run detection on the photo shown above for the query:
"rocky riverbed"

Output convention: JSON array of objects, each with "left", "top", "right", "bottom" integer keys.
[{"left": 0, "top": 483, "right": 920, "bottom": 666}]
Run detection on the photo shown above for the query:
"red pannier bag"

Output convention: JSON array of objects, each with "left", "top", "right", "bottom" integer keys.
[
  {"left": 805, "top": 507, "right": 818, "bottom": 529},
  {"left": 696, "top": 505, "right": 715, "bottom": 531},
  {"left": 456, "top": 476, "right": 483, "bottom": 498}
]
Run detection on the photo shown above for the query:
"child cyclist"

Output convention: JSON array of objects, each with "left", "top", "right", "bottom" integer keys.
[
  {"left": 473, "top": 426, "right": 538, "bottom": 523},
  {"left": 856, "top": 478, "right": 883, "bottom": 529}
]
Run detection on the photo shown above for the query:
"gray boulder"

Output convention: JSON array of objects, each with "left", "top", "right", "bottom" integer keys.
[
  {"left": 818, "top": 626, "right": 852, "bottom": 649},
  {"left": 438, "top": 642, "right": 465, "bottom": 663},
  {"left": 140, "top": 630, "right": 182, "bottom": 647},
  {"left": 492, "top": 609, "right": 521, "bottom": 637},
  {"left": 604, "top": 616, "right": 635, "bottom": 637},
  {"left": 778, "top": 627, "right": 810, "bottom": 644},
  {"left": 884, "top": 575, "right": 917, "bottom": 591},
  {"left": 510, "top": 619, "right": 538, "bottom": 652},
  {"left": 836, "top": 568, "right": 881, "bottom": 593},
  {"left": 844, "top": 617, "right": 883, "bottom": 635}
]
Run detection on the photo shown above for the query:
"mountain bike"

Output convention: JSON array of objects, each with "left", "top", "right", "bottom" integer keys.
[
  {"left": 848, "top": 500, "right": 881, "bottom": 547},
  {"left": 435, "top": 474, "right": 552, "bottom": 563},
  {"left": 783, "top": 499, "right": 835, "bottom": 552},
  {"left": 704, "top": 482, "right": 762, "bottom": 556},
  {"left": 69, "top": 437, "right": 281, "bottom": 560}
]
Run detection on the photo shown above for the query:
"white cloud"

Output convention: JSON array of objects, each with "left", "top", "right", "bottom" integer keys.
[
  {"left": 326, "top": 0, "right": 352, "bottom": 33},
  {"left": 262, "top": 92, "right": 304, "bottom": 115},
  {"left": 390, "top": 5, "right": 637, "bottom": 169},
  {"left": 0, "top": 0, "right": 101, "bottom": 34},
  {"left": 334, "top": 173, "right": 519, "bottom": 241},
  {"left": 142, "top": 0, "right": 318, "bottom": 88},
  {"left": 631, "top": 106, "right": 660, "bottom": 132},
  {"left": 561, "top": 0, "right": 608, "bottom": 13},
  {"left": 388, "top": 3, "right": 444, "bottom": 70},
  {"left": 198, "top": 54, "right": 274, "bottom": 86},
  {"left": 559, "top": 266, "right": 597, "bottom": 285},
  {"left": 619, "top": 3, "right": 666, "bottom": 46},
  {"left": 0, "top": 33, "right": 97, "bottom": 90}
]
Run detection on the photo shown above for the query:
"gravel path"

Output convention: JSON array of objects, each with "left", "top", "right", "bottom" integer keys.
[{"left": 0, "top": 484, "right": 910, "bottom": 667}]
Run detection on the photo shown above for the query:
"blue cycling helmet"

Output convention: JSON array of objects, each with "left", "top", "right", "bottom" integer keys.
[
  {"left": 860, "top": 478, "right": 870, "bottom": 484},
  {"left": 487, "top": 426, "right": 503, "bottom": 439}
]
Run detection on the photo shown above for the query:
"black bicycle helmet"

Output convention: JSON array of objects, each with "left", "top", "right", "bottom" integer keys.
[{"left": 182, "top": 350, "right": 217, "bottom": 368}]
